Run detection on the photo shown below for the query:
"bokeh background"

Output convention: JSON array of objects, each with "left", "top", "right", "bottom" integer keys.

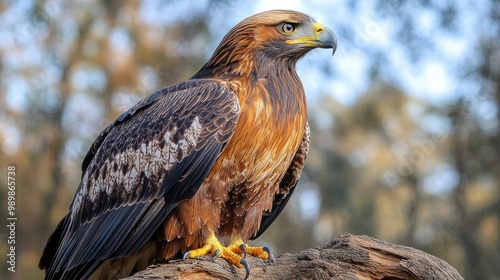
[{"left": 0, "top": 0, "right": 499, "bottom": 279}]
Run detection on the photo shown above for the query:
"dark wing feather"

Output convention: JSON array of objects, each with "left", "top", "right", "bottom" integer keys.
[
  {"left": 80, "top": 89, "right": 165, "bottom": 176},
  {"left": 252, "top": 123, "right": 310, "bottom": 239},
  {"left": 40, "top": 80, "right": 240, "bottom": 280}
]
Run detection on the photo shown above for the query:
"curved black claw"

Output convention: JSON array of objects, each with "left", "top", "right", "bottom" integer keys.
[
  {"left": 240, "top": 258, "right": 250, "bottom": 280},
  {"left": 263, "top": 246, "right": 276, "bottom": 264},
  {"left": 182, "top": 251, "right": 190, "bottom": 261},
  {"left": 212, "top": 249, "right": 220, "bottom": 260},
  {"left": 239, "top": 244, "right": 247, "bottom": 258}
]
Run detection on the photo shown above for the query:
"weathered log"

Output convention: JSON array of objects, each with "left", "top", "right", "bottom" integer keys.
[{"left": 124, "top": 233, "right": 464, "bottom": 280}]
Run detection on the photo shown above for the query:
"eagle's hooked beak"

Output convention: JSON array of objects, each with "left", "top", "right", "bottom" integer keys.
[
  {"left": 315, "top": 24, "right": 337, "bottom": 55},
  {"left": 286, "top": 22, "right": 337, "bottom": 55}
]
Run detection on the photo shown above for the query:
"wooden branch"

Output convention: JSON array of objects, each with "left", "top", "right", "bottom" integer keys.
[{"left": 124, "top": 233, "right": 464, "bottom": 280}]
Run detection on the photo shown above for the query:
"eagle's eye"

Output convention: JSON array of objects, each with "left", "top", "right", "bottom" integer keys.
[{"left": 281, "top": 22, "right": 296, "bottom": 34}]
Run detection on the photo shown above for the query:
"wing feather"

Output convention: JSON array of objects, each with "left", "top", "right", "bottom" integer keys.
[{"left": 40, "top": 80, "right": 240, "bottom": 280}]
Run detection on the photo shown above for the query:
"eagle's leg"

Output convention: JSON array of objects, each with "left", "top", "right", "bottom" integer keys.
[
  {"left": 227, "top": 237, "right": 276, "bottom": 264},
  {"left": 182, "top": 231, "right": 250, "bottom": 279}
]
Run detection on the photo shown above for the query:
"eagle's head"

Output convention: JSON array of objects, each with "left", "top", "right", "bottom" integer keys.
[{"left": 197, "top": 10, "right": 337, "bottom": 77}]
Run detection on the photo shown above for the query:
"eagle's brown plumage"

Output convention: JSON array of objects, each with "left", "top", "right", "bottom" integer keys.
[{"left": 39, "top": 10, "right": 336, "bottom": 280}]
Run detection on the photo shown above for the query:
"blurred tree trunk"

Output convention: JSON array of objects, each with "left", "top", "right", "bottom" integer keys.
[
  {"left": 477, "top": 23, "right": 500, "bottom": 277},
  {"left": 448, "top": 100, "right": 483, "bottom": 279},
  {"left": 492, "top": 83, "right": 500, "bottom": 279},
  {"left": 404, "top": 174, "right": 421, "bottom": 247},
  {"left": 40, "top": 12, "right": 93, "bottom": 232},
  {"left": 487, "top": 33, "right": 500, "bottom": 279},
  {"left": 491, "top": 54, "right": 500, "bottom": 280}
]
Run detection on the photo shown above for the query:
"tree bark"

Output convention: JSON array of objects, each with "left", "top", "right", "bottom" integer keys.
[{"left": 123, "top": 233, "right": 464, "bottom": 280}]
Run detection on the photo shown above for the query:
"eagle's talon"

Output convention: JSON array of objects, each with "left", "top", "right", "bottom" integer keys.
[
  {"left": 213, "top": 248, "right": 220, "bottom": 260},
  {"left": 182, "top": 251, "right": 190, "bottom": 261},
  {"left": 239, "top": 244, "right": 247, "bottom": 258},
  {"left": 263, "top": 246, "right": 276, "bottom": 264},
  {"left": 240, "top": 258, "right": 250, "bottom": 280}
]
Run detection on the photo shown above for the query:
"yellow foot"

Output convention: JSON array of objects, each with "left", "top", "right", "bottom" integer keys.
[
  {"left": 182, "top": 233, "right": 276, "bottom": 280},
  {"left": 228, "top": 241, "right": 276, "bottom": 264},
  {"left": 183, "top": 232, "right": 250, "bottom": 279}
]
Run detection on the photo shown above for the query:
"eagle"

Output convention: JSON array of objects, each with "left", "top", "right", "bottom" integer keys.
[{"left": 39, "top": 10, "right": 336, "bottom": 280}]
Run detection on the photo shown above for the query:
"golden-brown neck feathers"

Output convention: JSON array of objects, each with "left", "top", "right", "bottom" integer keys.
[{"left": 193, "top": 10, "right": 316, "bottom": 78}]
